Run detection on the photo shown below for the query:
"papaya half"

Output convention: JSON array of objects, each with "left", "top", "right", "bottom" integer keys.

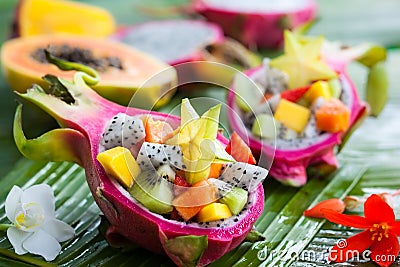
[
  {"left": 12, "top": 0, "right": 116, "bottom": 38},
  {"left": 1, "top": 35, "right": 177, "bottom": 108}
]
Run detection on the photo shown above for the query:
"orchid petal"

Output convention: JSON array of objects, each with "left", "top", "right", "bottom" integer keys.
[
  {"left": 42, "top": 218, "right": 75, "bottom": 242},
  {"left": 370, "top": 233, "right": 399, "bottom": 267},
  {"left": 21, "top": 184, "right": 55, "bottom": 218},
  {"left": 7, "top": 227, "right": 31, "bottom": 255},
  {"left": 390, "top": 221, "right": 400, "bottom": 236},
  {"left": 323, "top": 209, "right": 371, "bottom": 228},
  {"left": 22, "top": 229, "right": 61, "bottom": 261},
  {"left": 364, "top": 194, "right": 395, "bottom": 224},
  {"left": 5, "top": 186, "right": 23, "bottom": 222},
  {"left": 328, "top": 230, "right": 374, "bottom": 263}
]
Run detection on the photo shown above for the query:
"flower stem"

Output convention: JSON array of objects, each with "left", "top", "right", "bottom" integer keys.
[{"left": 0, "top": 224, "right": 13, "bottom": 231}]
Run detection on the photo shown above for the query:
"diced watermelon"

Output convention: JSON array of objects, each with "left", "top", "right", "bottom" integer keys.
[
  {"left": 173, "top": 174, "right": 190, "bottom": 196},
  {"left": 226, "top": 132, "right": 257, "bottom": 165},
  {"left": 280, "top": 85, "right": 310, "bottom": 103}
]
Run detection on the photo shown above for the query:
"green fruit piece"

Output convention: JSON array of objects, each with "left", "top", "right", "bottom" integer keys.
[
  {"left": 129, "top": 170, "right": 173, "bottom": 214},
  {"left": 164, "top": 235, "right": 208, "bottom": 267},
  {"left": 366, "top": 62, "right": 388, "bottom": 117},
  {"left": 181, "top": 98, "right": 200, "bottom": 126},
  {"left": 219, "top": 187, "right": 248, "bottom": 215},
  {"left": 356, "top": 44, "right": 387, "bottom": 68},
  {"left": 252, "top": 113, "right": 278, "bottom": 140},
  {"left": 233, "top": 72, "right": 263, "bottom": 112},
  {"left": 328, "top": 78, "right": 342, "bottom": 99},
  {"left": 157, "top": 164, "right": 176, "bottom": 183}
]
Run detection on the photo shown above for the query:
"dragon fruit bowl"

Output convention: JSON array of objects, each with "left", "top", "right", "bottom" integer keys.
[
  {"left": 13, "top": 52, "right": 269, "bottom": 266},
  {"left": 227, "top": 60, "right": 367, "bottom": 187}
]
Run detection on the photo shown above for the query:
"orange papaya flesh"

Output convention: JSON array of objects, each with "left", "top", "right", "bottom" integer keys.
[
  {"left": 15, "top": 0, "right": 116, "bottom": 38},
  {"left": 143, "top": 115, "right": 174, "bottom": 144},
  {"left": 172, "top": 179, "right": 217, "bottom": 221},
  {"left": 1, "top": 35, "right": 177, "bottom": 108},
  {"left": 208, "top": 163, "right": 223, "bottom": 178},
  {"left": 316, "top": 99, "right": 350, "bottom": 133}
]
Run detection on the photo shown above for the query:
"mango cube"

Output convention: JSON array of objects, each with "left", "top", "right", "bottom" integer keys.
[
  {"left": 196, "top": 203, "right": 232, "bottom": 223},
  {"left": 97, "top": 146, "right": 141, "bottom": 188},
  {"left": 274, "top": 99, "right": 311, "bottom": 133},
  {"left": 304, "top": 81, "right": 331, "bottom": 104}
]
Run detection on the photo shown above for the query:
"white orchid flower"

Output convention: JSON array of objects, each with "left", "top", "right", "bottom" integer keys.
[{"left": 4, "top": 184, "right": 75, "bottom": 261}]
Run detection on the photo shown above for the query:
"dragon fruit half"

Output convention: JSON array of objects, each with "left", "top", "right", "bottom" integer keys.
[
  {"left": 12, "top": 52, "right": 267, "bottom": 266},
  {"left": 113, "top": 20, "right": 224, "bottom": 66},
  {"left": 192, "top": 0, "right": 317, "bottom": 49},
  {"left": 112, "top": 19, "right": 261, "bottom": 88},
  {"left": 227, "top": 33, "right": 368, "bottom": 187}
]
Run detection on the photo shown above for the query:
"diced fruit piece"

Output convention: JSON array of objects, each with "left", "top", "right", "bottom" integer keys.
[
  {"left": 280, "top": 86, "right": 310, "bottom": 103},
  {"left": 172, "top": 99, "right": 233, "bottom": 185},
  {"left": 252, "top": 113, "right": 278, "bottom": 140},
  {"left": 196, "top": 203, "right": 232, "bottom": 222},
  {"left": 225, "top": 131, "right": 257, "bottom": 164},
  {"left": 260, "top": 93, "right": 273, "bottom": 103},
  {"left": 15, "top": 0, "right": 116, "bottom": 37},
  {"left": 233, "top": 72, "right": 264, "bottom": 112},
  {"left": 274, "top": 99, "right": 311, "bottom": 133},
  {"left": 328, "top": 78, "right": 342, "bottom": 99},
  {"left": 174, "top": 175, "right": 191, "bottom": 196},
  {"left": 173, "top": 180, "right": 217, "bottom": 221},
  {"left": 208, "top": 163, "right": 224, "bottom": 178},
  {"left": 303, "top": 198, "right": 345, "bottom": 219},
  {"left": 315, "top": 99, "right": 350, "bottom": 133},
  {"left": 143, "top": 115, "right": 174, "bottom": 144},
  {"left": 269, "top": 31, "right": 337, "bottom": 89},
  {"left": 304, "top": 81, "right": 332, "bottom": 104},
  {"left": 129, "top": 170, "right": 174, "bottom": 214},
  {"left": 219, "top": 187, "right": 248, "bottom": 215},
  {"left": 157, "top": 164, "right": 175, "bottom": 183},
  {"left": 96, "top": 146, "right": 140, "bottom": 188}
]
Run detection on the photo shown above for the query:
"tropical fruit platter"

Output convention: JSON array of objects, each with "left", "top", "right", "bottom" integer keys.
[{"left": 0, "top": 0, "right": 400, "bottom": 266}]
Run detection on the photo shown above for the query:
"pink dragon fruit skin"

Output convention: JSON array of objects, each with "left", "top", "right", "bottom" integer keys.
[
  {"left": 192, "top": 0, "right": 317, "bottom": 49},
  {"left": 13, "top": 63, "right": 265, "bottom": 266},
  {"left": 112, "top": 20, "right": 225, "bottom": 66},
  {"left": 227, "top": 65, "right": 367, "bottom": 186}
]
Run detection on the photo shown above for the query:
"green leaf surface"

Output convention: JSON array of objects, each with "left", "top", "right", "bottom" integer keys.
[{"left": 1, "top": 0, "right": 400, "bottom": 266}]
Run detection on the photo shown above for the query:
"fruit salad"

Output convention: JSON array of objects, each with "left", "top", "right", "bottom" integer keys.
[
  {"left": 228, "top": 30, "right": 367, "bottom": 186},
  {"left": 237, "top": 34, "right": 352, "bottom": 145},
  {"left": 97, "top": 98, "right": 268, "bottom": 224}
]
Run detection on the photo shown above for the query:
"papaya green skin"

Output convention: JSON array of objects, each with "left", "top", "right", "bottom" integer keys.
[
  {"left": 2, "top": 64, "right": 176, "bottom": 109},
  {"left": 14, "top": 71, "right": 265, "bottom": 266}
]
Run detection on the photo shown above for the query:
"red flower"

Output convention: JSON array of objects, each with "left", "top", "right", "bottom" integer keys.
[{"left": 323, "top": 194, "right": 400, "bottom": 267}]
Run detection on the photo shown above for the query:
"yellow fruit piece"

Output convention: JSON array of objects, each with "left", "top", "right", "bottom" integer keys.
[
  {"left": 269, "top": 31, "right": 337, "bottom": 89},
  {"left": 18, "top": 0, "right": 116, "bottom": 37},
  {"left": 274, "top": 99, "right": 311, "bottom": 133},
  {"left": 96, "top": 147, "right": 141, "bottom": 188},
  {"left": 196, "top": 203, "right": 232, "bottom": 222},
  {"left": 304, "top": 81, "right": 332, "bottom": 104}
]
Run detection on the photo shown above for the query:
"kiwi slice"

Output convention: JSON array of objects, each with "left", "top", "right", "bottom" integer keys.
[
  {"left": 252, "top": 113, "right": 278, "bottom": 140},
  {"left": 129, "top": 169, "right": 174, "bottom": 214},
  {"left": 157, "top": 164, "right": 176, "bottom": 183},
  {"left": 219, "top": 187, "right": 248, "bottom": 215}
]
